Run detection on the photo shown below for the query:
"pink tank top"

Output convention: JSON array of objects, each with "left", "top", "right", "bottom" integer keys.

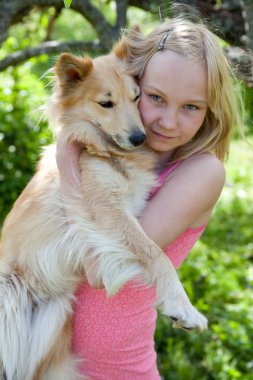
[{"left": 72, "top": 162, "right": 206, "bottom": 379}]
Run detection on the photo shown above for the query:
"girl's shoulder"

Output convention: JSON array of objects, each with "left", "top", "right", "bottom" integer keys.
[
  {"left": 168, "top": 153, "right": 225, "bottom": 229},
  {"left": 162, "top": 151, "right": 225, "bottom": 210},
  {"left": 175, "top": 152, "right": 225, "bottom": 186},
  {"left": 142, "top": 153, "right": 225, "bottom": 248}
]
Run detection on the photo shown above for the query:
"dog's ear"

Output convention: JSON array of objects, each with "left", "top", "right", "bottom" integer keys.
[
  {"left": 113, "top": 25, "right": 141, "bottom": 61},
  {"left": 113, "top": 38, "right": 128, "bottom": 60},
  {"left": 55, "top": 53, "right": 93, "bottom": 86},
  {"left": 131, "top": 24, "right": 141, "bottom": 33}
]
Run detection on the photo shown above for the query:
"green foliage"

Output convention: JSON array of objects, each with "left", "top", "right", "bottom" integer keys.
[
  {"left": 0, "top": 64, "right": 52, "bottom": 224},
  {"left": 244, "top": 86, "right": 253, "bottom": 132},
  {"left": 63, "top": 0, "right": 72, "bottom": 8},
  {"left": 51, "top": 8, "right": 97, "bottom": 43},
  {"left": 156, "top": 138, "right": 253, "bottom": 379}
]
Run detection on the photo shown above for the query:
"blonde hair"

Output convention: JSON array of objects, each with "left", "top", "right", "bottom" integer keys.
[{"left": 123, "top": 17, "right": 243, "bottom": 162}]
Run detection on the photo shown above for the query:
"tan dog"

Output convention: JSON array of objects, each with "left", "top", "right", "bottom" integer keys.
[{"left": 0, "top": 41, "right": 207, "bottom": 379}]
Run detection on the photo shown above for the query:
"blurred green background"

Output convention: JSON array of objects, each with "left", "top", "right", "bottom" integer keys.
[{"left": 0, "top": 2, "right": 252, "bottom": 379}]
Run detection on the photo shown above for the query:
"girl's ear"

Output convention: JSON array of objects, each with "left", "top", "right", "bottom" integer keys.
[{"left": 55, "top": 53, "right": 93, "bottom": 85}]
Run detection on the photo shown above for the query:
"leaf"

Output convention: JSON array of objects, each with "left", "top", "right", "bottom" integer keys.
[{"left": 63, "top": 0, "right": 72, "bottom": 8}]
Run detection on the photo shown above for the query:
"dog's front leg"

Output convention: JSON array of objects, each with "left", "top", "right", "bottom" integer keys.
[{"left": 94, "top": 206, "right": 207, "bottom": 329}]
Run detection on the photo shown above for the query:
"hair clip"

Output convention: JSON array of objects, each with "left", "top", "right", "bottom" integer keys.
[{"left": 157, "top": 31, "right": 170, "bottom": 51}]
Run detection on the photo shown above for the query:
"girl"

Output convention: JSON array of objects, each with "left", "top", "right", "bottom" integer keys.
[{"left": 56, "top": 15, "right": 242, "bottom": 380}]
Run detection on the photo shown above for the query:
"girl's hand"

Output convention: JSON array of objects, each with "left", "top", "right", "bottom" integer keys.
[{"left": 56, "top": 135, "right": 83, "bottom": 195}]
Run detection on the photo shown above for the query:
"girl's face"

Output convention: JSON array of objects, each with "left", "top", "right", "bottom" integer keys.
[{"left": 139, "top": 50, "right": 208, "bottom": 158}]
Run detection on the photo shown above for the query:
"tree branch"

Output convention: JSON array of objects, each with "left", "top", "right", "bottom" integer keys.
[
  {"left": 0, "top": 0, "right": 116, "bottom": 47},
  {"left": 115, "top": 0, "right": 128, "bottom": 30},
  {"left": 0, "top": 40, "right": 103, "bottom": 72},
  {"left": 225, "top": 46, "right": 253, "bottom": 87},
  {"left": 45, "top": 6, "right": 62, "bottom": 41},
  {"left": 67, "top": 0, "right": 116, "bottom": 44}
]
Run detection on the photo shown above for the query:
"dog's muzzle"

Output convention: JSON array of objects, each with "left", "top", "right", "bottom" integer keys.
[{"left": 129, "top": 131, "right": 146, "bottom": 147}]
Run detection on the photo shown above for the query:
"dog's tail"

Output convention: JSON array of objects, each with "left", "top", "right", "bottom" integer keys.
[
  {"left": 0, "top": 266, "right": 75, "bottom": 380},
  {"left": 27, "top": 293, "right": 74, "bottom": 378},
  {"left": 0, "top": 268, "right": 34, "bottom": 380}
]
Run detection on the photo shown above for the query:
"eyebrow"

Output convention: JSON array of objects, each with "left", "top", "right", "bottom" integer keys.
[
  {"left": 186, "top": 99, "right": 208, "bottom": 104},
  {"left": 143, "top": 84, "right": 208, "bottom": 104}
]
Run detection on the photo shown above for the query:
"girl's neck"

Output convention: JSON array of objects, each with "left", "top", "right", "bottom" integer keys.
[{"left": 155, "top": 149, "right": 176, "bottom": 172}]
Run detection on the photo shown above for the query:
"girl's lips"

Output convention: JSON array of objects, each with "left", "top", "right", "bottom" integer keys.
[{"left": 151, "top": 129, "right": 176, "bottom": 142}]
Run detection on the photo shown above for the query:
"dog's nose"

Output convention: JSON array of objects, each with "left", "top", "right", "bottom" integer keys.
[{"left": 129, "top": 131, "right": 146, "bottom": 147}]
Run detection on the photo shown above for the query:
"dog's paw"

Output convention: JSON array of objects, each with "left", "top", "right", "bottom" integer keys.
[
  {"left": 171, "top": 306, "right": 208, "bottom": 332},
  {"left": 162, "top": 299, "right": 208, "bottom": 332}
]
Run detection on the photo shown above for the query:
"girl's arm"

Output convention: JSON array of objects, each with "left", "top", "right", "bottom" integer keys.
[
  {"left": 56, "top": 140, "right": 225, "bottom": 250},
  {"left": 140, "top": 153, "right": 225, "bottom": 249}
]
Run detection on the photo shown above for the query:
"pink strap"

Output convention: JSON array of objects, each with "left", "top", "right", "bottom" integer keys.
[{"left": 148, "top": 161, "right": 181, "bottom": 200}]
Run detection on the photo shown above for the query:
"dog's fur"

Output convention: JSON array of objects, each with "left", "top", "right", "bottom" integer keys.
[{"left": 0, "top": 41, "right": 207, "bottom": 379}]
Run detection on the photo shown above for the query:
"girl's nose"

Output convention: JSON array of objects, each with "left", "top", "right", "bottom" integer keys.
[{"left": 158, "top": 108, "right": 178, "bottom": 130}]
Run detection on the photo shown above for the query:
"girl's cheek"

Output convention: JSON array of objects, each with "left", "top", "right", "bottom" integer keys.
[{"left": 139, "top": 99, "right": 148, "bottom": 123}]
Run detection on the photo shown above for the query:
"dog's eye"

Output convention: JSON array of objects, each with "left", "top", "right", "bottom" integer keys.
[
  {"left": 98, "top": 101, "right": 114, "bottom": 108},
  {"left": 134, "top": 94, "right": 140, "bottom": 102}
]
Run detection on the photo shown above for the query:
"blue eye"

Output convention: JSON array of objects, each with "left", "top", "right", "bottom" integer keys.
[
  {"left": 150, "top": 94, "right": 162, "bottom": 102},
  {"left": 184, "top": 104, "right": 198, "bottom": 110}
]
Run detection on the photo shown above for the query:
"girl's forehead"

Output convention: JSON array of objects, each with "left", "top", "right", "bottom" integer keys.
[
  {"left": 145, "top": 50, "right": 204, "bottom": 72},
  {"left": 144, "top": 51, "right": 206, "bottom": 82},
  {"left": 141, "top": 50, "right": 208, "bottom": 101}
]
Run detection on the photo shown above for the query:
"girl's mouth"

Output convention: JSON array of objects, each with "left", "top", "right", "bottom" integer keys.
[{"left": 151, "top": 129, "right": 176, "bottom": 142}]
